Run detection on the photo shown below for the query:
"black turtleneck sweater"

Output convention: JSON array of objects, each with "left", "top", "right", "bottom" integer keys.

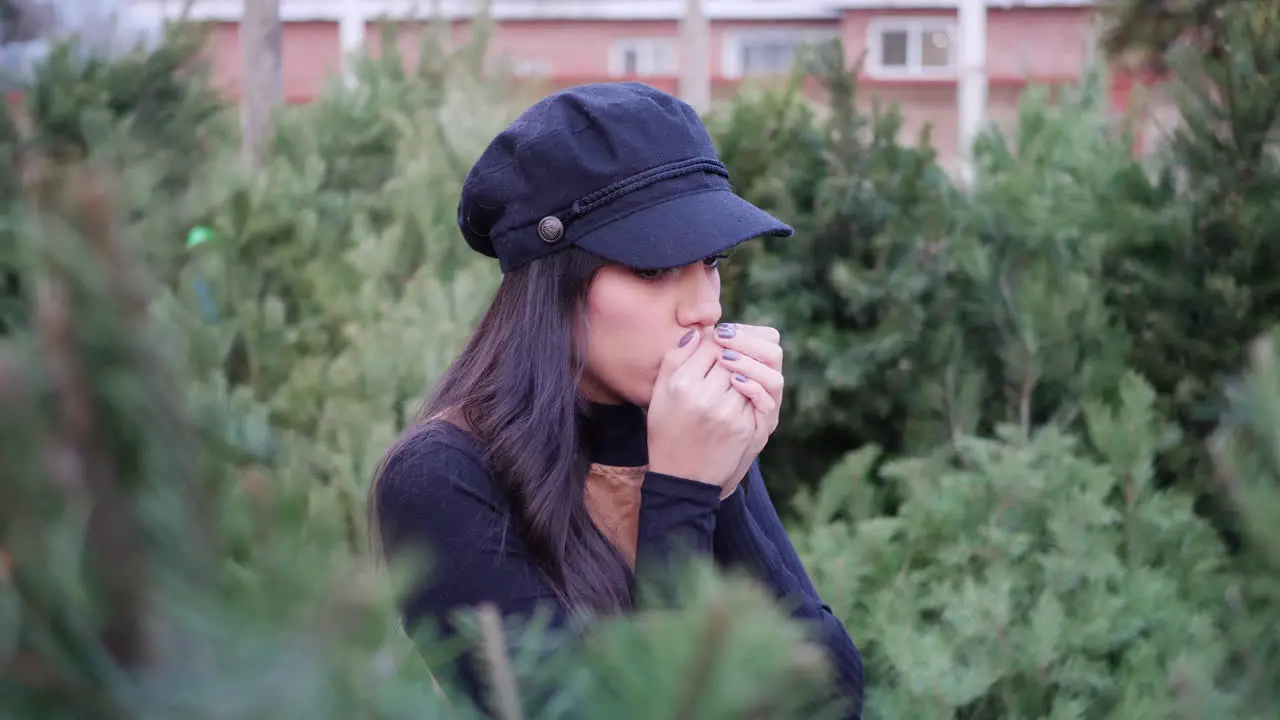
[{"left": 375, "top": 402, "right": 863, "bottom": 717}]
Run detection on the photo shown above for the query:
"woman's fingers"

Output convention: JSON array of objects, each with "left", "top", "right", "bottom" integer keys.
[
  {"left": 719, "top": 322, "right": 780, "bottom": 345},
  {"left": 712, "top": 324, "right": 782, "bottom": 458},
  {"left": 713, "top": 323, "right": 783, "bottom": 372},
  {"left": 716, "top": 346, "right": 783, "bottom": 407},
  {"left": 720, "top": 363, "right": 779, "bottom": 416}
]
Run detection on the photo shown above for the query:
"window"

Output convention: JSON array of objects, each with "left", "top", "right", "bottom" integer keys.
[
  {"left": 609, "top": 39, "right": 677, "bottom": 77},
  {"left": 867, "top": 18, "right": 958, "bottom": 77},
  {"left": 724, "top": 29, "right": 840, "bottom": 78},
  {"left": 741, "top": 39, "right": 800, "bottom": 76}
]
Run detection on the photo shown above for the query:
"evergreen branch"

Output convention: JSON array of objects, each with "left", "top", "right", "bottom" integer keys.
[
  {"left": 672, "top": 598, "right": 731, "bottom": 720},
  {"left": 27, "top": 165, "right": 153, "bottom": 672},
  {"left": 475, "top": 603, "right": 525, "bottom": 720},
  {"left": 432, "top": 115, "right": 466, "bottom": 179}
]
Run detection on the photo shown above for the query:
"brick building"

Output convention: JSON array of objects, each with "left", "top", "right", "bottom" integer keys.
[{"left": 130, "top": 0, "right": 1153, "bottom": 172}]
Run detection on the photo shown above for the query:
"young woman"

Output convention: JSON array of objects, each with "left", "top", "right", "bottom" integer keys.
[{"left": 370, "top": 82, "right": 863, "bottom": 717}]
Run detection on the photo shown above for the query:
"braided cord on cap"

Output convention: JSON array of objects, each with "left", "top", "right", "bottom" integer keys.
[{"left": 567, "top": 157, "right": 729, "bottom": 221}]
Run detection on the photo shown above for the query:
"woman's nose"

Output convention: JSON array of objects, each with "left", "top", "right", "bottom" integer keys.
[{"left": 676, "top": 265, "right": 722, "bottom": 329}]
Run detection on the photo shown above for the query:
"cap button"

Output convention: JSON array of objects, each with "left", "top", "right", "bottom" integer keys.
[{"left": 538, "top": 216, "right": 564, "bottom": 244}]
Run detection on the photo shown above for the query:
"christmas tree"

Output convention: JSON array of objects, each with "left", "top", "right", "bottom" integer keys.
[
  {"left": 706, "top": 40, "right": 955, "bottom": 502},
  {"left": 1098, "top": 0, "right": 1280, "bottom": 532}
]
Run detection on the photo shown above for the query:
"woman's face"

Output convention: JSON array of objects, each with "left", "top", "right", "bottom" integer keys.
[{"left": 579, "top": 256, "right": 725, "bottom": 407}]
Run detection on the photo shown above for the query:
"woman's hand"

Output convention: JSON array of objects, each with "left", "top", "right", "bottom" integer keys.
[
  {"left": 711, "top": 323, "right": 784, "bottom": 462},
  {"left": 646, "top": 327, "right": 756, "bottom": 497}
]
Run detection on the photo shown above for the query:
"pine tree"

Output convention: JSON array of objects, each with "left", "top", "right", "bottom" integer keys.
[
  {"left": 1201, "top": 330, "right": 1280, "bottom": 715},
  {"left": 788, "top": 369, "right": 1265, "bottom": 718},
  {"left": 912, "top": 70, "right": 1140, "bottom": 451},
  {"left": 710, "top": 19, "right": 1280, "bottom": 715},
  {"left": 1097, "top": 0, "right": 1280, "bottom": 525},
  {"left": 1100, "top": 0, "right": 1273, "bottom": 74},
  {"left": 0, "top": 19, "right": 228, "bottom": 335},
  {"left": 708, "top": 43, "right": 1148, "bottom": 510},
  {"left": 707, "top": 41, "right": 955, "bottom": 503}
]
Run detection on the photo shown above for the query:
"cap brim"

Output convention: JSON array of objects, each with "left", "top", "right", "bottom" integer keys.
[{"left": 571, "top": 188, "right": 793, "bottom": 270}]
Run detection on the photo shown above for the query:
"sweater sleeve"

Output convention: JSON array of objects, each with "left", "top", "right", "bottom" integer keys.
[
  {"left": 373, "top": 426, "right": 722, "bottom": 710},
  {"left": 374, "top": 431, "right": 554, "bottom": 621},
  {"left": 635, "top": 470, "right": 723, "bottom": 575},
  {"left": 712, "top": 460, "right": 865, "bottom": 719}
]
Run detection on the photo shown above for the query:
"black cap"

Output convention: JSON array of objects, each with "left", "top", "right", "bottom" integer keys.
[{"left": 457, "top": 82, "right": 793, "bottom": 273}]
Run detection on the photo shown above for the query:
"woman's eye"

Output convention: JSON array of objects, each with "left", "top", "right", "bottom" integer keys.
[{"left": 635, "top": 255, "right": 726, "bottom": 282}]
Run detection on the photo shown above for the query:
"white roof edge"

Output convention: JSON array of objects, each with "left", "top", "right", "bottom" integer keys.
[
  {"left": 129, "top": 0, "right": 1096, "bottom": 23},
  {"left": 130, "top": 1, "right": 835, "bottom": 22}
]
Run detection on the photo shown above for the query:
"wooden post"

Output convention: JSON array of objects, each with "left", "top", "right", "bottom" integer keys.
[
  {"left": 240, "top": 0, "right": 283, "bottom": 169},
  {"left": 679, "top": 0, "right": 710, "bottom": 113},
  {"left": 338, "top": 0, "right": 366, "bottom": 85},
  {"left": 956, "top": 0, "right": 987, "bottom": 186}
]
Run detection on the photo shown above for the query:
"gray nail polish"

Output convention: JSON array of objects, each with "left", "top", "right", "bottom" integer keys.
[{"left": 722, "top": 349, "right": 740, "bottom": 361}]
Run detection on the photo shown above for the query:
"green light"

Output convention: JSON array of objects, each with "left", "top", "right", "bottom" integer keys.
[{"left": 187, "top": 226, "right": 215, "bottom": 248}]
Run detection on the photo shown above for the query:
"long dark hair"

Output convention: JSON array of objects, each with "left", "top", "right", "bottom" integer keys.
[{"left": 368, "top": 246, "right": 633, "bottom": 615}]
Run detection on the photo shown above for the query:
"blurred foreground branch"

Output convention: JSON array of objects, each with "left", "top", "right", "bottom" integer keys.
[{"left": 0, "top": 139, "right": 209, "bottom": 714}]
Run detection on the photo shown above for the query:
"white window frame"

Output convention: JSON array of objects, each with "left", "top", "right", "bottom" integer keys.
[
  {"left": 865, "top": 17, "right": 959, "bottom": 79},
  {"left": 608, "top": 38, "right": 678, "bottom": 77},
  {"left": 721, "top": 27, "right": 841, "bottom": 79}
]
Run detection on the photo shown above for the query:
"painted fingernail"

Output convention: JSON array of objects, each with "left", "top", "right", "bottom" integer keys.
[
  {"left": 722, "top": 349, "right": 740, "bottom": 361},
  {"left": 733, "top": 373, "right": 748, "bottom": 383},
  {"left": 679, "top": 329, "right": 696, "bottom": 347},
  {"left": 716, "top": 324, "right": 736, "bottom": 339}
]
